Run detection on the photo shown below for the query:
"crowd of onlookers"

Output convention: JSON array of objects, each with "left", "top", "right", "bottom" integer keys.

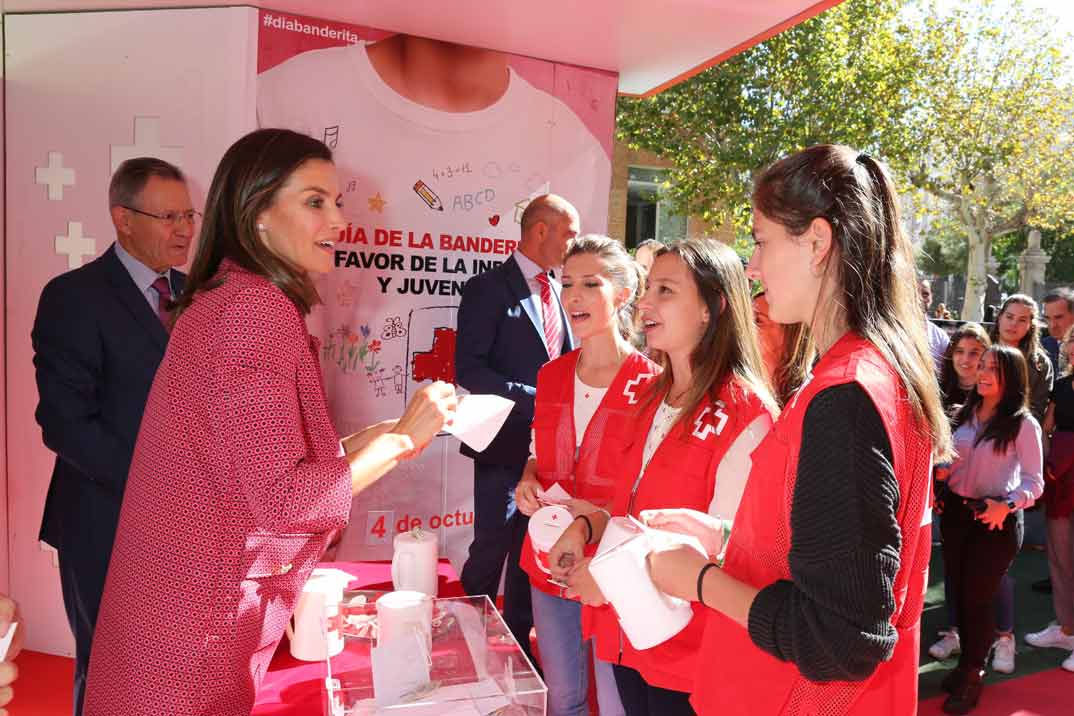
[{"left": 918, "top": 285, "right": 1074, "bottom": 711}]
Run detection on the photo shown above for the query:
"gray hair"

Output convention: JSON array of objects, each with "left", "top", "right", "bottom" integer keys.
[
  {"left": 565, "top": 234, "right": 643, "bottom": 342},
  {"left": 108, "top": 157, "right": 185, "bottom": 209}
]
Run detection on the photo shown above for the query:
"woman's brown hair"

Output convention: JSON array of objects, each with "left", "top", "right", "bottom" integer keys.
[
  {"left": 990, "top": 294, "right": 1048, "bottom": 372},
  {"left": 953, "top": 345, "right": 1031, "bottom": 454},
  {"left": 753, "top": 291, "right": 812, "bottom": 406},
  {"left": 753, "top": 144, "right": 952, "bottom": 459},
  {"left": 939, "top": 322, "right": 991, "bottom": 410},
  {"left": 643, "top": 238, "right": 778, "bottom": 421},
  {"left": 173, "top": 128, "right": 333, "bottom": 320}
]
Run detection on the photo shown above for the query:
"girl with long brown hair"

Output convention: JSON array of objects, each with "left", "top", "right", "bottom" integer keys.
[
  {"left": 647, "top": 145, "right": 950, "bottom": 716},
  {"left": 991, "top": 294, "right": 1053, "bottom": 422},
  {"left": 547, "top": 238, "right": 777, "bottom": 715}
]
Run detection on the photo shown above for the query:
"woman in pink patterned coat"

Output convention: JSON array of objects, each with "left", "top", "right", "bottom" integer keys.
[{"left": 84, "top": 129, "right": 456, "bottom": 715}]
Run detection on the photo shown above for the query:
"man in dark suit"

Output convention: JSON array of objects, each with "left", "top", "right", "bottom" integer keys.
[
  {"left": 32, "top": 158, "right": 193, "bottom": 716},
  {"left": 456, "top": 194, "right": 578, "bottom": 662},
  {"left": 1043, "top": 288, "right": 1074, "bottom": 373}
]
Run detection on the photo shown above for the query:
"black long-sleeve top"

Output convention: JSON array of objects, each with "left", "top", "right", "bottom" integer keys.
[{"left": 747, "top": 383, "right": 901, "bottom": 682}]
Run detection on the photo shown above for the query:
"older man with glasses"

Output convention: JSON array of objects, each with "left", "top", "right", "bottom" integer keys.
[{"left": 31, "top": 157, "right": 194, "bottom": 716}]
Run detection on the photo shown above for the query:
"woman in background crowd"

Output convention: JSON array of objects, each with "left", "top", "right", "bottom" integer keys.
[
  {"left": 647, "top": 145, "right": 948, "bottom": 716},
  {"left": 939, "top": 324, "right": 992, "bottom": 413},
  {"left": 991, "top": 294, "right": 1053, "bottom": 423},
  {"left": 940, "top": 345, "right": 1042, "bottom": 713},
  {"left": 84, "top": 129, "right": 456, "bottom": 716},
  {"left": 930, "top": 324, "right": 1024, "bottom": 678},
  {"left": 514, "top": 235, "right": 656, "bottom": 716},
  {"left": 981, "top": 294, "right": 1053, "bottom": 670},
  {"left": 1025, "top": 323, "right": 1074, "bottom": 671},
  {"left": 549, "top": 238, "right": 776, "bottom": 715}
]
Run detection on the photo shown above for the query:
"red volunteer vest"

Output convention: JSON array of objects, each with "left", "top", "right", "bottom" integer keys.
[
  {"left": 583, "top": 374, "right": 773, "bottom": 693},
  {"left": 691, "top": 333, "right": 933, "bottom": 716},
  {"left": 520, "top": 349, "right": 660, "bottom": 595}
]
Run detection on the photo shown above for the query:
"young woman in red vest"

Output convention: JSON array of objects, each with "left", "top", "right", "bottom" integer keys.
[
  {"left": 547, "top": 238, "right": 778, "bottom": 716},
  {"left": 646, "top": 145, "right": 952, "bottom": 716},
  {"left": 512, "top": 235, "right": 657, "bottom": 716}
]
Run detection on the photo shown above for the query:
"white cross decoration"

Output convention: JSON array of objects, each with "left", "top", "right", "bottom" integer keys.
[
  {"left": 110, "top": 116, "right": 184, "bottom": 172},
  {"left": 55, "top": 222, "right": 97, "bottom": 269},
  {"left": 39, "top": 541, "right": 60, "bottom": 569},
  {"left": 35, "top": 152, "right": 76, "bottom": 201}
]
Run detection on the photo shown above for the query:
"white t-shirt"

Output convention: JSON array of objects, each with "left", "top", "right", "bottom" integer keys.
[
  {"left": 636, "top": 400, "right": 772, "bottom": 522},
  {"left": 258, "top": 42, "right": 612, "bottom": 431},
  {"left": 258, "top": 44, "right": 611, "bottom": 565},
  {"left": 528, "top": 373, "right": 608, "bottom": 458}
]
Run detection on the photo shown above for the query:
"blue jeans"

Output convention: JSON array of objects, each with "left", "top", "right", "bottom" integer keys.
[{"left": 531, "top": 586, "right": 625, "bottom": 716}]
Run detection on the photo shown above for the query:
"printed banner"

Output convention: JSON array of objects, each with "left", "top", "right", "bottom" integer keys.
[{"left": 257, "top": 9, "right": 617, "bottom": 571}]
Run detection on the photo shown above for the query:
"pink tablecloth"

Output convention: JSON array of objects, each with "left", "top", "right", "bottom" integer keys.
[{"left": 252, "top": 560, "right": 462, "bottom": 716}]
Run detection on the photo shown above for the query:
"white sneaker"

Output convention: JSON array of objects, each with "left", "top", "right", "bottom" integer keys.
[
  {"left": 1062, "top": 652, "right": 1074, "bottom": 672},
  {"left": 992, "top": 634, "right": 1016, "bottom": 674},
  {"left": 929, "top": 629, "right": 961, "bottom": 659},
  {"left": 1025, "top": 622, "right": 1074, "bottom": 650}
]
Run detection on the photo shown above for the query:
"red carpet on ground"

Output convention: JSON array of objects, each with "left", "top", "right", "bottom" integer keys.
[
  {"left": 14, "top": 648, "right": 1071, "bottom": 715},
  {"left": 918, "top": 667, "right": 1072, "bottom": 716}
]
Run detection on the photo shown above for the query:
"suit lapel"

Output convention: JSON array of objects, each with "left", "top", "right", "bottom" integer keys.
[
  {"left": 504, "top": 255, "right": 547, "bottom": 355},
  {"left": 101, "top": 244, "right": 169, "bottom": 351}
]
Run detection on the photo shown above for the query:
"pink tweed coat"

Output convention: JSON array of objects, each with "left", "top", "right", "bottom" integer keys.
[{"left": 84, "top": 260, "right": 352, "bottom": 715}]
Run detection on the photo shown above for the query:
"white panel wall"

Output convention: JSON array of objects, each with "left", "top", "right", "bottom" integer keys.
[{"left": 4, "top": 7, "right": 258, "bottom": 655}]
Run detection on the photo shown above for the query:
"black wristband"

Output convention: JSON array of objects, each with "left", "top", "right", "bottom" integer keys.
[
  {"left": 575, "top": 513, "right": 594, "bottom": 544},
  {"left": 697, "top": 562, "right": 719, "bottom": 607}
]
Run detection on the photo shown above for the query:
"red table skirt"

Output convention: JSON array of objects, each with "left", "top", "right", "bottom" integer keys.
[{"left": 252, "top": 560, "right": 463, "bottom": 716}]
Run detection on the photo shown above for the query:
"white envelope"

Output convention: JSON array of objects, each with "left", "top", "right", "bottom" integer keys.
[
  {"left": 443, "top": 394, "right": 514, "bottom": 452},
  {"left": 537, "top": 482, "right": 573, "bottom": 505},
  {"left": 0, "top": 622, "right": 17, "bottom": 661}
]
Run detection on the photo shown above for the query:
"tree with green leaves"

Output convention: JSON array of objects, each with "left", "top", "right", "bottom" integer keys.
[
  {"left": 616, "top": 0, "right": 921, "bottom": 239},
  {"left": 617, "top": 0, "right": 1074, "bottom": 319},
  {"left": 907, "top": 0, "right": 1074, "bottom": 319}
]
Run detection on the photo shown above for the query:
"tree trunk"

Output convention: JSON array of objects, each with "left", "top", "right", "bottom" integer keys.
[{"left": 960, "top": 203, "right": 991, "bottom": 322}]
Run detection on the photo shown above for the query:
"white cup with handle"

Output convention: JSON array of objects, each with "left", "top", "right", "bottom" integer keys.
[
  {"left": 589, "top": 516, "right": 706, "bottom": 650},
  {"left": 285, "top": 569, "right": 350, "bottom": 661},
  {"left": 391, "top": 527, "right": 439, "bottom": 596},
  {"left": 376, "top": 590, "right": 434, "bottom": 664}
]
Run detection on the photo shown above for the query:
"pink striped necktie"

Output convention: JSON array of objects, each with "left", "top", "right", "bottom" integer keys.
[
  {"left": 151, "top": 275, "right": 173, "bottom": 331},
  {"left": 534, "top": 271, "right": 563, "bottom": 360}
]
